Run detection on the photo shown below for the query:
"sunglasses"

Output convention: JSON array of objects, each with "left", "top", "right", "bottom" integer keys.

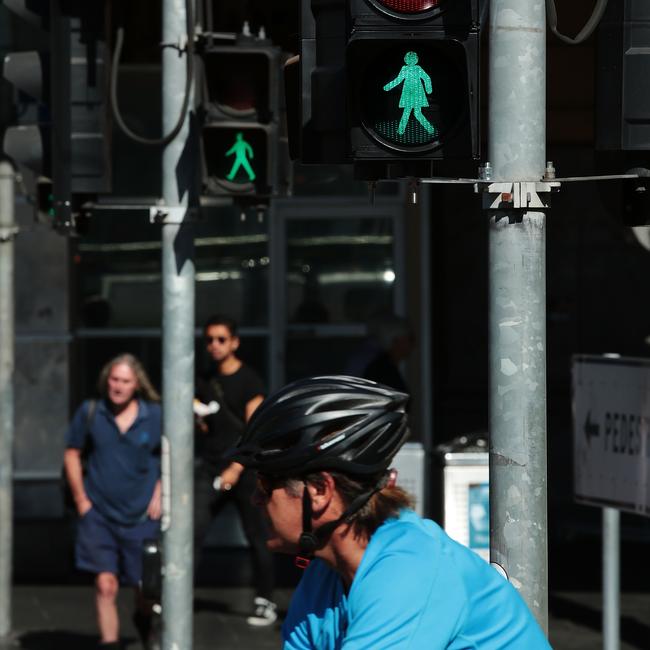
[{"left": 206, "top": 335, "right": 229, "bottom": 344}]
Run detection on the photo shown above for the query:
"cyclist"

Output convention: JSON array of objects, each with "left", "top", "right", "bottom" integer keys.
[{"left": 226, "top": 375, "right": 551, "bottom": 649}]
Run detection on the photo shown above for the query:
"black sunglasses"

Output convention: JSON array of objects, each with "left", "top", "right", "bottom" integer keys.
[{"left": 206, "top": 335, "right": 229, "bottom": 344}]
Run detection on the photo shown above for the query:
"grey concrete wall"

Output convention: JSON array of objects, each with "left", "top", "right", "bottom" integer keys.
[{"left": 13, "top": 195, "right": 70, "bottom": 518}]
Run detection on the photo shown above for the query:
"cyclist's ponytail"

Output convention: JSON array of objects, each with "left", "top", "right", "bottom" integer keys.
[
  {"left": 293, "top": 471, "right": 414, "bottom": 541},
  {"left": 358, "top": 484, "right": 414, "bottom": 538}
]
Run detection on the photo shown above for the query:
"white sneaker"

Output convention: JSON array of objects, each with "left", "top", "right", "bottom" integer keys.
[{"left": 246, "top": 597, "right": 278, "bottom": 627}]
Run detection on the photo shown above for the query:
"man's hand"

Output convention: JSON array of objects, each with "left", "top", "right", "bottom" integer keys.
[
  {"left": 147, "top": 480, "right": 162, "bottom": 520},
  {"left": 64, "top": 448, "right": 92, "bottom": 517},
  {"left": 217, "top": 462, "right": 245, "bottom": 491},
  {"left": 76, "top": 496, "right": 93, "bottom": 517}
]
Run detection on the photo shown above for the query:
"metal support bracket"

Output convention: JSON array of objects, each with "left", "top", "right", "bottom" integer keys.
[
  {"left": 149, "top": 205, "right": 198, "bottom": 224},
  {"left": 477, "top": 181, "right": 561, "bottom": 210},
  {"left": 0, "top": 225, "right": 19, "bottom": 242},
  {"left": 160, "top": 35, "right": 189, "bottom": 52},
  {"left": 417, "top": 161, "right": 641, "bottom": 213}
]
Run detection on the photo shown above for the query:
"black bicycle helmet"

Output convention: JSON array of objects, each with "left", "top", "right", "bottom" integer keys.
[{"left": 226, "top": 375, "right": 410, "bottom": 476}]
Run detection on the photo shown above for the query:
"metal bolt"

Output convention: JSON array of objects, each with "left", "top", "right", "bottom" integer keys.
[
  {"left": 479, "top": 162, "right": 492, "bottom": 181},
  {"left": 544, "top": 161, "right": 556, "bottom": 180}
]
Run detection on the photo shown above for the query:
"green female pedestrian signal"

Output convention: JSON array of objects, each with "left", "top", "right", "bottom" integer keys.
[
  {"left": 225, "top": 132, "right": 256, "bottom": 182},
  {"left": 382, "top": 51, "right": 436, "bottom": 141}
]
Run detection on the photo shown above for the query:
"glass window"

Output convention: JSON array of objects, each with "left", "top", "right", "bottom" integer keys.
[
  {"left": 286, "top": 216, "right": 395, "bottom": 325},
  {"left": 286, "top": 336, "right": 366, "bottom": 383},
  {"left": 75, "top": 206, "right": 269, "bottom": 329}
]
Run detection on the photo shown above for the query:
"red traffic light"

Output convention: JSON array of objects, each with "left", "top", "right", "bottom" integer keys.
[
  {"left": 203, "top": 49, "right": 273, "bottom": 120},
  {"left": 371, "top": 0, "right": 441, "bottom": 16}
]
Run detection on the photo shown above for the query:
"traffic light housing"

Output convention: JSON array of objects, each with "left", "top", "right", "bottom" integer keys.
[
  {"left": 348, "top": 0, "right": 480, "bottom": 161},
  {"left": 2, "top": 0, "right": 111, "bottom": 229},
  {"left": 296, "top": 0, "right": 482, "bottom": 173},
  {"left": 595, "top": 5, "right": 650, "bottom": 226},
  {"left": 596, "top": 3, "right": 650, "bottom": 151},
  {"left": 198, "top": 36, "right": 289, "bottom": 199},
  {"left": 2, "top": 2, "right": 51, "bottom": 176}
]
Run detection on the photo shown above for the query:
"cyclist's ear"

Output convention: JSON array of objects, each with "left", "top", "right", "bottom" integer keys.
[{"left": 307, "top": 472, "right": 336, "bottom": 510}]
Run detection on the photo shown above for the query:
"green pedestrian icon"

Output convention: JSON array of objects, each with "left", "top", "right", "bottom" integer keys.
[
  {"left": 383, "top": 51, "right": 435, "bottom": 136},
  {"left": 225, "top": 132, "right": 256, "bottom": 182}
]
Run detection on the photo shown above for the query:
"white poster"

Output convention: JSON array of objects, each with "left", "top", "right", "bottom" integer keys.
[{"left": 572, "top": 355, "right": 650, "bottom": 516}]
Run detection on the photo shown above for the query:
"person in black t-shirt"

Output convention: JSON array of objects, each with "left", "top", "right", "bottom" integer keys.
[{"left": 195, "top": 314, "right": 277, "bottom": 626}]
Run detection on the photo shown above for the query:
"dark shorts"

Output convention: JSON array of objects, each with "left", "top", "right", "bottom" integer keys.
[{"left": 75, "top": 506, "right": 160, "bottom": 586}]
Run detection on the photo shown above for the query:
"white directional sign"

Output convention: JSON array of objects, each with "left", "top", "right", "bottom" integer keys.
[{"left": 572, "top": 355, "right": 650, "bottom": 516}]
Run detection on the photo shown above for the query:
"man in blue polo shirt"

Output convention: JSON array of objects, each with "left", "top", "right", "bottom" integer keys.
[{"left": 64, "top": 353, "right": 162, "bottom": 650}]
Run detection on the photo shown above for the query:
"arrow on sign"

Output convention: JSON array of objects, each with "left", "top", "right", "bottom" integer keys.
[{"left": 584, "top": 411, "right": 600, "bottom": 445}]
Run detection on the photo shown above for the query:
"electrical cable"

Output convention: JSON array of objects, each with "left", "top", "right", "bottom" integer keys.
[
  {"left": 546, "top": 0, "right": 609, "bottom": 45},
  {"left": 110, "top": 0, "right": 196, "bottom": 145}
]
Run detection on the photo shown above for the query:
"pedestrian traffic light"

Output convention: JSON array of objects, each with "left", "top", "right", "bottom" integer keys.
[
  {"left": 296, "top": 0, "right": 482, "bottom": 172},
  {"left": 2, "top": 0, "right": 111, "bottom": 229},
  {"left": 202, "top": 125, "right": 270, "bottom": 194},
  {"left": 198, "top": 35, "right": 289, "bottom": 198},
  {"left": 347, "top": 0, "right": 481, "bottom": 164}
]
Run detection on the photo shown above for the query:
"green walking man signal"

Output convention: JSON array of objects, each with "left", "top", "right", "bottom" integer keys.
[
  {"left": 226, "top": 132, "right": 256, "bottom": 182},
  {"left": 383, "top": 51, "right": 435, "bottom": 136}
]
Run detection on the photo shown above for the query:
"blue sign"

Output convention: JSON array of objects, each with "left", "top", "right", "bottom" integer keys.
[{"left": 468, "top": 482, "right": 489, "bottom": 549}]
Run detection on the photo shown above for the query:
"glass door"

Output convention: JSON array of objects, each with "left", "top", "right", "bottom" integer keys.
[{"left": 269, "top": 198, "right": 406, "bottom": 388}]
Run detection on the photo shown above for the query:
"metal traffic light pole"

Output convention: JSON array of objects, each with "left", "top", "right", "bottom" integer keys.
[
  {"left": 487, "top": 0, "right": 548, "bottom": 633},
  {"left": 160, "top": 0, "right": 197, "bottom": 648},
  {"left": 0, "top": 160, "right": 16, "bottom": 641}
]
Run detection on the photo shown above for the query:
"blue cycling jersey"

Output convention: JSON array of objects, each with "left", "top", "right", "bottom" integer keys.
[{"left": 283, "top": 510, "right": 551, "bottom": 649}]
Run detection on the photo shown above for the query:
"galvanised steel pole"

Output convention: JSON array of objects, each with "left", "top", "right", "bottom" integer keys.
[
  {"left": 161, "top": 0, "right": 196, "bottom": 648},
  {"left": 603, "top": 506, "right": 620, "bottom": 650},
  {"left": 0, "top": 160, "right": 16, "bottom": 640},
  {"left": 488, "top": 0, "right": 548, "bottom": 633}
]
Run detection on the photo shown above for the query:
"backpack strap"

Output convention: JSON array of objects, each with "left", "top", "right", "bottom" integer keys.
[
  {"left": 82, "top": 399, "right": 97, "bottom": 456},
  {"left": 209, "top": 379, "right": 246, "bottom": 432}
]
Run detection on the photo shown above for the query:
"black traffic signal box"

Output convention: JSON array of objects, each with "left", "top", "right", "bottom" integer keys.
[
  {"left": 296, "top": 0, "right": 482, "bottom": 173},
  {"left": 2, "top": 0, "right": 111, "bottom": 227},
  {"left": 596, "top": 1, "right": 650, "bottom": 152},
  {"left": 596, "top": 3, "right": 650, "bottom": 226},
  {"left": 348, "top": 0, "right": 480, "bottom": 163},
  {"left": 198, "top": 36, "right": 289, "bottom": 199}
]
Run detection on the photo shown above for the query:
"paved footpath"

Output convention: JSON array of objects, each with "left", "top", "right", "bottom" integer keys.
[{"left": 1, "top": 585, "right": 648, "bottom": 649}]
